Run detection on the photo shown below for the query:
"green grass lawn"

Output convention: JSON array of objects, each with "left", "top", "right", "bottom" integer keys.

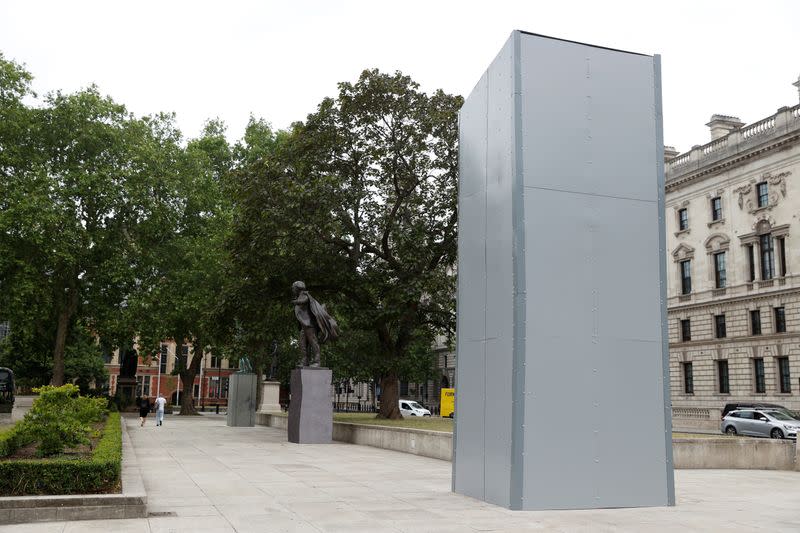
[{"left": 333, "top": 413, "right": 454, "bottom": 432}]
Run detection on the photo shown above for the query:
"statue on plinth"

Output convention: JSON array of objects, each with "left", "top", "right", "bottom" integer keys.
[{"left": 291, "top": 281, "right": 339, "bottom": 367}]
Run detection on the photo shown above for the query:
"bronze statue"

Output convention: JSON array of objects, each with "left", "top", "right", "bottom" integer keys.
[
  {"left": 119, "top": 346, "right": 138, "bottom": 378},
  {"left": 267, "top": 340, "right": 279, "bottom": 380},
  {"left": 237, "top": 355, "right": 254, "bottom": 374},
  {"left": 291, "top": 281, "right": 339, "bottom": 367}
]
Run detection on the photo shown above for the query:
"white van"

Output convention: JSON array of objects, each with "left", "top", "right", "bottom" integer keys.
[{"left": 399, "top": 399, "right": 431, "bottom": 417}]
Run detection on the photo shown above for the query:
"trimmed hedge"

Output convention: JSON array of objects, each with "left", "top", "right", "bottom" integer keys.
[{"left": 0, "top": 412, "right": 121, "bottom": 496}]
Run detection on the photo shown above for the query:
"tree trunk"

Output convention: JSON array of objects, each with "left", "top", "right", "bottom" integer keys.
[
  {"left": 378, "top": 371, "right": 402, "bottom": 419},
  {"left": 51, "top": 289, "right": 78, "bottom": 386},
  {"left": 179, "top": 340, "right": 203, "bottom": 415}
]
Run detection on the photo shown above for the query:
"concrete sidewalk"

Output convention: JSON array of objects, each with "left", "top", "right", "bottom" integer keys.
[{"left": 1, "top": 414, "right": 798, "bottom": 532}]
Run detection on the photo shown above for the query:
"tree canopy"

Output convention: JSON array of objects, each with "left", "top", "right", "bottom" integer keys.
[
  {"left": 1, "top": 53, "right": 461, "bottom": 420},
  {"left": 228, "top": 69, "right": 461, "bottom": 418}
]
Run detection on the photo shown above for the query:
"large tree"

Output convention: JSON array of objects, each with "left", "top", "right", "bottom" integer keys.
[
  {"left": 0, "top": 54, "right": 187, "bottom": 385},
  {"left": 234, "top": 70, "right": 461, "bottom": 418},
  {"left": 132, "top": 120, "right": 233, "bottom": 415}
]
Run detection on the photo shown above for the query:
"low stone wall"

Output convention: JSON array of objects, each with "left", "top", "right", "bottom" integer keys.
[
  {"left": 673, "top": 437, "right": 797, "bottom": 471},
  {"left": 257, "top": 413, "right": 453, "bottom": 461},
  {"left": 332, "top": 422, "right": 453, "bottom": 461},
  {"left": 0, "top": 416, "right": 147, "bottom": 524},
  {"left": 257, "top": 413, "right": 799, "bottom": 471}
]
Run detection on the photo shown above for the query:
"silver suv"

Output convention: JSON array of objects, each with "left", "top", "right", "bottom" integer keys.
[{"left": 721, "top": 409, "right": 800, "bottom": 439}]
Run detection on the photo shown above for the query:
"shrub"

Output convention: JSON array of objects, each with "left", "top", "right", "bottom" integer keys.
[
  {"left": 16, "top": 384, "right": 107, "bottom": 456},
  {"left": 0, "top": 422, "right": 34, "bottom": 458},
  {"left": 0, "top": 412, "right": 121, "bottom": 495}
]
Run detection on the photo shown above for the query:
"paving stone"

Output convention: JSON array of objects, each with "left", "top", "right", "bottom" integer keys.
[{"left": 17, "top": 414, "right": 798, "bottom": 532}]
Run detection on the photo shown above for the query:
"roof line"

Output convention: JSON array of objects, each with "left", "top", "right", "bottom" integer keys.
[{"left": 517, "top": 30, "right": 651, "bottom": 57}]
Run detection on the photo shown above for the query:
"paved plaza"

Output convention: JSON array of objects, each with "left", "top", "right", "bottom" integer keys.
[{"left": 1, "top": 414, "right": 798, "bottom": 532}]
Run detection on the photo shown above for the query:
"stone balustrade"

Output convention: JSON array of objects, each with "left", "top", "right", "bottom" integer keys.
[{"left": 666, "top": 104, "right": 800, "bottom": 185}]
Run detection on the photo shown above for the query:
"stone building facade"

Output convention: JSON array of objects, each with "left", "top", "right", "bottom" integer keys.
[{"left": 665, "top": 84, "right": 800, "bottom": 430}]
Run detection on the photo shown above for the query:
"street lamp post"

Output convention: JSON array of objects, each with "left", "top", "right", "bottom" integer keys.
[
  {"left": 156, "top": 354, "right": 162, "bottom": 399},
  {"left": 175, "top": 353, "right": 181, "bottom": 408},
  {"left": 199, "top": 354, "right": 204, "bottom": 412}
]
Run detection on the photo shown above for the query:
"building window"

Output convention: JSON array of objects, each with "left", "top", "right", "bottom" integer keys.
[
  {"left": 680, "top": 319, "right": 691, "bottom": 342},
  {"left": 714, "top": 314, "right": 726, "bottom": 339},
  {"left": 778, "top": 357, "right": 791, "bottom": 393},
  {"left": 760, "top": 234, "right": 774, "bottom": 280},
  {"left": 714, "top": 252, "right": 726, "bottom": 288},
  {"left": 757, "top": 181, "right": 769, "bottom": 208},
  {"left": 211, "top": 356, "right": 220, "bottom": 368},
  {"left": 754, "top": 358, "right": 766, "bottom": 393},
  {"left": 221, "top": 377, "right": 229, "bottom": 399},
  {"left": 400, "top": 381, "right": 409, "bottom": 396},
  {"left": 179, "top": 344, "right": 189, "bottom": 369},
  {"left": 160, "top": 344, "right": 168, "bottom": 373},
  {"left": 678, "top": 208, "right": 688, "bottom": 231},
  {"left": 711, "top": 197, "right": 722, "bottom": 221},
  {"left": 778, "top": 237, "right": 787, "bottom": 276},
  {"left": 718, "top": 360, "right": 730, "bottom": 394},
  {"left": 136, "top": 376, "right": 151, "bottom": 397},
  {"left": 680, "top": 260, "right": 691, "bottom": 294},
  {"left": 682, "top": 362, "right": 693, "bottom": 394},
  {"left": 775, "top": 307, "right": 786, "bottom": 333},
  {"left": 747, "top": 244, "right": 755, "bottom": 282},
  {"left": 750, "top": 310, "right": 761, "bottom": 335}
]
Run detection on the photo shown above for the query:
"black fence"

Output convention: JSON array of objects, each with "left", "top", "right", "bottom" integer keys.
[{"left": 333, "top": 402, "right": 377, "bottom": 413}]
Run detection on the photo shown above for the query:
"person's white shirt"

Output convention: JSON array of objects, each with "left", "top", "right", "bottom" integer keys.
[{"left": 155, "top": 396, "right": 167, "bottom": 411}]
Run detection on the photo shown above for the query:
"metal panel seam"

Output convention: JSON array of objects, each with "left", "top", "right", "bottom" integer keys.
[
  {"left": 509, "top": 30, "right": 527, "bottom": 510},
  {"left": 483, "top": 54, "right": 489, "bottom": 502},
  {"left": 653, "top": 54, "right": 676, "bottom": 505},
  {"left": 451, "top": 110, "right": 463, "bottom": 493}
]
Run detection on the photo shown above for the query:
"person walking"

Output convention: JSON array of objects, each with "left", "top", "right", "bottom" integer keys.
[
  {"left": 155, "top": 393, "right": 167, "bottom": 426},
  {"left": 139, "top": 396, "right": 151, "bottom": 427}
]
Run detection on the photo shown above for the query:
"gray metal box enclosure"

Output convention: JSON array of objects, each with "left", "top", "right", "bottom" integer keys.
[
  {"left": 226, "top": 373, "right": 258, "bottom": 427},
  {"left": 453, "top": 31, "right": 674, "bottom": 510}
]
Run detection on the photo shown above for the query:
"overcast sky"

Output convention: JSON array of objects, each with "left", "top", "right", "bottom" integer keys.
[{"left": 1, "top": 0, "right": 798, "bottom": 153}]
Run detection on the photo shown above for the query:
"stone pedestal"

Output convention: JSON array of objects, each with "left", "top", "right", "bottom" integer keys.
[
  {"left": 226, "top": 373, "right": 258, "bottom": 427},
  {"left": 117, "top": 377, "right": 137, "bottom": 406},
  {"left": 288, "top": 368, "right": 332, "bottom": 444},
  {"left": 258, "top": 380, "right": 282, "bottom": 413}
]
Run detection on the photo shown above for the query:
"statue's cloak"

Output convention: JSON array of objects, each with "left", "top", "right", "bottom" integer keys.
[{"left": 308, "top": 295, "right": 339, "bottom": 343}]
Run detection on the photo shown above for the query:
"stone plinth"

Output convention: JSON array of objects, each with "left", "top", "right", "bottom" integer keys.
[
  {"left": 288, "top": 368, "right": 332, "bottom": 444},
  {"left": 116, "top": 377, "right": 137, "bottom": 407},
  {"left": 258, "top": 380, "right": 281, "bottom": 413},
  {"left": 226, "top": 373, "right": 258, "bottom": 427}
]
